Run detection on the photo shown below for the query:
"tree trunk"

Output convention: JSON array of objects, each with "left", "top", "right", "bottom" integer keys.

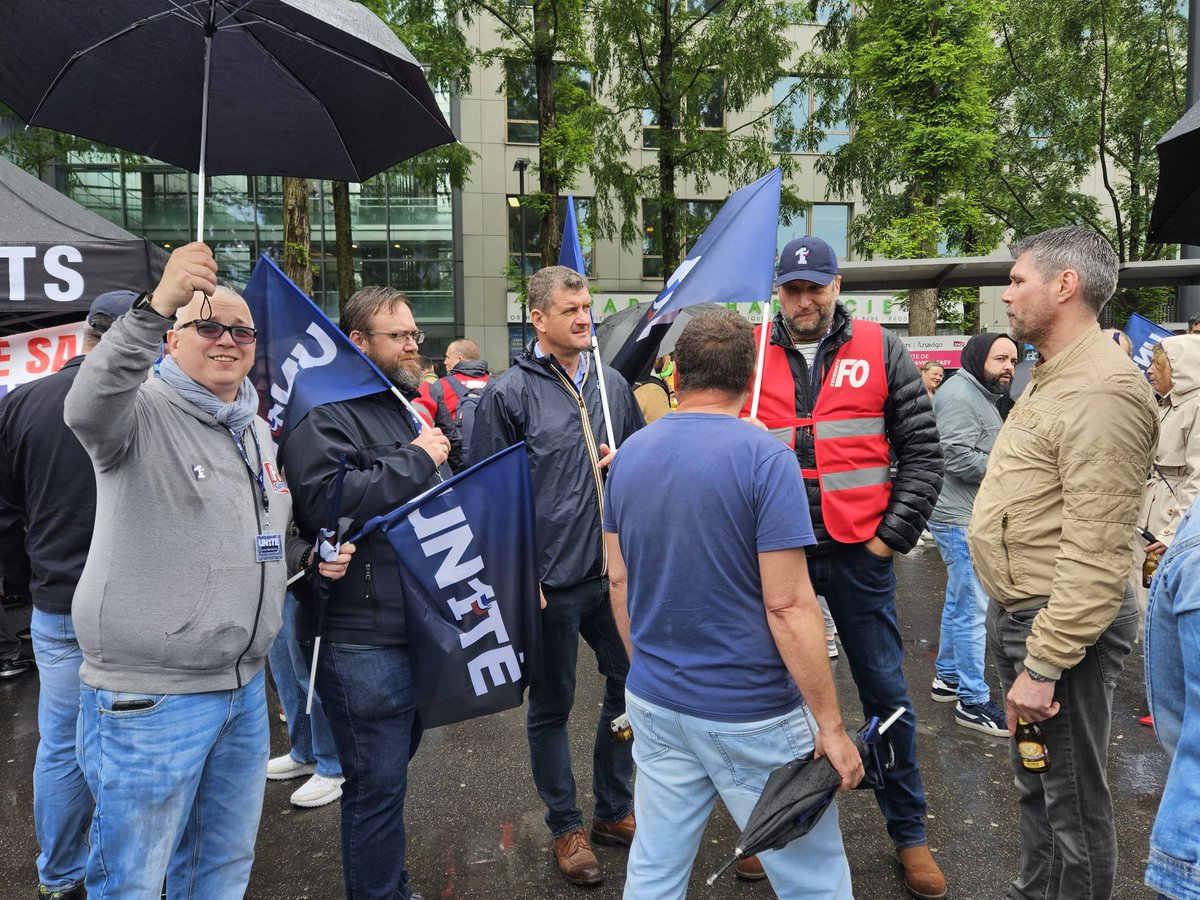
[
  {"left": 534, "top": 0, "right": 561, "bottom": 268},
  {"left": 282, "top": 176, "right": 312, "bottom": 297},
  {"left": 907, "top": 287, "right": 938, "bottom": 335},
  {"left": 656, "top": 0, "right": 677, "bottom": 285},
  {"left": 332, "top": 180, "right": 355, "bottom": 317}
]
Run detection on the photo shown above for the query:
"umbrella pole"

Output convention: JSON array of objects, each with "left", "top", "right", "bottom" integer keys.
[
  {"left": 195, "top": 10, "right": 216, "bottom": 241},
  {"left": 305, "top": 635, "right": 321, "bottom": 715},
  {"left": 590, "top": 313, "right": 617, "bottom": 450},
  {"left": 748, "top": 302, "right": 772, "bottom": 419},
  {"left": 707, "top": 850, "right": 745, "bottom": 885}
]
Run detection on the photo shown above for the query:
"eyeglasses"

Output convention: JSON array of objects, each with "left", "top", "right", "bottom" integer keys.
[
  {"left": 365, "top": 329, "right": 425, "bottom": 345},
  {"left": 178, "top": 320, "right": 258, "bottom": 345}
]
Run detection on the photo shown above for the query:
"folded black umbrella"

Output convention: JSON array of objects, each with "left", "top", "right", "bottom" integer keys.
[{"left": 707, "top": 708, "right": 904, "bottom": 884}]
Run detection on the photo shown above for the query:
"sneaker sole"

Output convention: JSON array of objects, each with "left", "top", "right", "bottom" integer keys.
[
  {"left": 291, "top": 788, "right": 343, "bottom": 808},
  {"left": 955, "top": 717, "right": 1008, "bottom": 738},
  {"left": 267, "top": 766, "right": 317, "bottom": 781},
  {"left": 930, "top": 692, "right": 958, "bottom": 703}
]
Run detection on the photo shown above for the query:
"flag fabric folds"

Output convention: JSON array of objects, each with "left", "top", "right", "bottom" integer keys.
[
  {"left": 609, "top": 168, "right": 782, "bottom": 383},
  {"left": 243, "top": 254, "right": 392, "bottom": 448},
  {"left": 350, "top": 443, "right": 541, "bottom": 728},
  {"left": 559, "top": 195, "right": 586, "bottom": 274},
  {"left": 1125, "top": 312, "right": 1174, "bottom": 373}
]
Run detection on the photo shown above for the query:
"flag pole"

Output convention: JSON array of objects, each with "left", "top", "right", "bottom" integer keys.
[
  {"left": 591, "top": 312, "right": 617, "bottom": 450},
  {"left": 749, "top": 301, "right": 772, "bottom": 419}
]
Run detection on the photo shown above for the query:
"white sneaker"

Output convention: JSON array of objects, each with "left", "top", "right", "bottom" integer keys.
[
  {"left": 267, "top": 754, "right": 317, "bottom": 781},
  {"left": 290, "top": 773, "right": 345, "bottom": 808}
]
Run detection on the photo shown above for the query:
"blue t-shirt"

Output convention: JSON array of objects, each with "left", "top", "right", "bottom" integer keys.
[{"left": 603, "top": 412, "right": 815, "bottom": 722}]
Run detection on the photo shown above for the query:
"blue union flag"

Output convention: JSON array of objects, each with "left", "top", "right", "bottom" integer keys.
[{"left": 352, "top": 443, "right": 541, "bottom": 727}]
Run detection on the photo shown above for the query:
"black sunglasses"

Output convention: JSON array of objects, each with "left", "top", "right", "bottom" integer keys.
[{"left": 178, "top": 319, "right": 258, "bottom": 345}]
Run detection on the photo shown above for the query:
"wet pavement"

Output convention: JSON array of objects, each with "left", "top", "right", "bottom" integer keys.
[{"left": 0, "top": 541, "right": 1168, "bottom": 899}]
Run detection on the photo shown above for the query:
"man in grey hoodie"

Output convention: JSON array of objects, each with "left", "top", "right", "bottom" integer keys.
[
  {"left": 63, "top": 242, "right": 348, "bottom": 900},
  {"left": 927, "top": 333, "right": 1020, "bottom": 738}
]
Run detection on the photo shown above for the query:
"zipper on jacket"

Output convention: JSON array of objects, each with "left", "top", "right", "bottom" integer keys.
[
  {"left": 548, "top": 362, "right": 608, "bottom": 575},
  {"left": 1000, "top": 512, "right": 1016, "bottom": 585},
  {"left": 364, "top": 558, "right": 382, "bottom": 629},
  {"left": 233, "top": 428, "right": 268, "bottom": 690}
]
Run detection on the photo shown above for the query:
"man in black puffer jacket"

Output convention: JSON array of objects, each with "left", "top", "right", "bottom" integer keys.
[{"left": 745, "top": 236, "right": 945, "bottom": 900}]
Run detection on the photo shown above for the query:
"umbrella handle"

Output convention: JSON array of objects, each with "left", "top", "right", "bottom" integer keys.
[{"left": 706, "top": 851, "right": 745, "bottom": 886}]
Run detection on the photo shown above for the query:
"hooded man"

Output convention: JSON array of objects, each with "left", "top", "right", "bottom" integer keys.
[{"left": 927, "top": 334, "right": 1020, "bottom": 739}]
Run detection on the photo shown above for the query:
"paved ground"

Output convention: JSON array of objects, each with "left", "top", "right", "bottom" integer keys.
[{"left": 0, "top": 540, "right": 1168, "bottom": 898}]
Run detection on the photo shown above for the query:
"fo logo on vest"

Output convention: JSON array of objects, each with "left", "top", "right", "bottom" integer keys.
[{"left": 829, "top": 358, "right": 870, "bottom": 388}]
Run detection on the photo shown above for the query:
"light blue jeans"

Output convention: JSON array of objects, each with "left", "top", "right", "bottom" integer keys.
[
  {"left": 268, "top": 593, "right": 341, "bottom": 777},
  {"left": 929, "top": 522, "right": 992, "bottom": 706},
  {"left": 1145, "top": 508, "right": 1200, "bottom": 899},
  {"left": 30, "top": 609, "right": 90, "bottom": 892},
  {"left": 623, "top": 692, "right": 853, "bottom": 899},
  {"left": 77, "top": 670, "right": 269, "bottom": 900}
]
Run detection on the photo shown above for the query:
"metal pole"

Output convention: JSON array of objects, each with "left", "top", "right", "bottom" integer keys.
[
  {"left": 519, "top": 165, "right": 528, "bottom": 345},
  {"left": 1178, "top": 0, "right": 1200, "bottom": 324}
]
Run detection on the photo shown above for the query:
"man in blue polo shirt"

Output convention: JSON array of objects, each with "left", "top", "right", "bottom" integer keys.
[{"left": 604, "top": 309, "right": 863, "bottom": 898}]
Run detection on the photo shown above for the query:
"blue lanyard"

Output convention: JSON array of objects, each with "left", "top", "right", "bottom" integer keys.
[{"left": 228, "top": 426, "right": 269, "bottom": 516}]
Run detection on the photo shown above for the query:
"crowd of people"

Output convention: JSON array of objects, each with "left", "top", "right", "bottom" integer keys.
[{"left": 0, "top": 224, "right": 1197, "bottom": 900}]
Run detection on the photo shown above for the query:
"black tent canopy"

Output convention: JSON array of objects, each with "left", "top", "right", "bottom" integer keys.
[{"left": 0, "top": 155, "right": 167, "bottom": 333}]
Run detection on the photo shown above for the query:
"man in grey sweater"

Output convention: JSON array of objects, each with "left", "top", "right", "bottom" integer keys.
[
  {"left": 927, "top": 333, "right": 1020, "bottom": 738},
  {"left": 63, "top": 242, "right": 347, "bottom": 900}
]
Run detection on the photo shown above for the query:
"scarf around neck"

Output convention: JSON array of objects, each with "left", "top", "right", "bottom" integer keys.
[{"left": 159, "top": 354, "right": 259, "bottom": 434}]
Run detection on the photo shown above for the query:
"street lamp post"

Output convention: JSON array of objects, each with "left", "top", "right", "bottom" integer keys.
[{"left": 514, "top": 157, "right": 531, "bottom": 345}]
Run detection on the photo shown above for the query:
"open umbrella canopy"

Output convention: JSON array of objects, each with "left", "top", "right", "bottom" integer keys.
[
  {"left": 0, "top": 0, "right": 455, "bottom": 183},
  {"left": 1150, "top": 102, "right": 1200, "bottom": 245},
  {"left": 596, "top": 301, "right": 730, "bottom": 368}
]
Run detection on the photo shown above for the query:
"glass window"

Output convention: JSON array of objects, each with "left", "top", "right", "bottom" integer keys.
[
  {"left": 506, "top": 61, "right": 593, "bottom": 145},
  {"left": 773, "top": 77, "right": 849, "bottom": 154},
  {"left": 815, "top": 1, "right": 850, "bottom": 24},
  {"left": 696, "top": 77, "right": 724, "bottom": 130},
  {"left": 777, "top": 204, "right": 852, "bottom": 259},
  {"left": 642, "top": 198, "right": 720, "bottom": 279},
  {"left": 508, "top": 196, "right": 594, "bottom": 277}
]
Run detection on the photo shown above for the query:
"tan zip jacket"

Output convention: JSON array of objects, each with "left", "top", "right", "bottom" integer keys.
[{"left": 968, "top": 326, "right": 1158, "bottom": 678}]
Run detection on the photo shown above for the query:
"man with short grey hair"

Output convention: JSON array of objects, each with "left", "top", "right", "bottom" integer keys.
[
  {"left": 1188, "top": 312, "right": 1200, "bottom": 335},
  {"left": 471, "top": 265, "right": 643, "bottom": 888},
  {"left": 970, "top": 225, "right": 1158, "bottom": 899}
]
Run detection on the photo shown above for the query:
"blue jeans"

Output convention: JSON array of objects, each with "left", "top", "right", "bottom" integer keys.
[
  {"left": 1145, "top": 513, "right": 1200, "bottom": 899},
  {"left": 624, "top": 692, "right": 852, "bottom": 899},
  {"left": 528, "top": 577, "right": 633, "bottom": 836},
  {"left": 989, "top": 593, "right": 1138, "bottom": 900},
  {"left": 268, "top": 594, "right": 341, "bottom": 777},
  {"left": 317, "top": 643, "right": 422, "bottom": 900},
  {"left": 77, "top": 670, "right": 269, "bottom": 900},
  {"left": 809, "top": 544, "right": 928, "bottom": 849},
  {"left": 929, "top": 522, "right": 993, "bottom": 705},
  {"left": 31, "top": 610, "right": 90, "bottom": 892}
]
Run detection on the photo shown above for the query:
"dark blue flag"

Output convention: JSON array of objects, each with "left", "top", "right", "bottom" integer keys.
[
  {"left": 559, "top": 195, "right": 585, "bottom": 274},
  {"left": 243, "top": 254, "right": 392, "bottom": 448},
  {"left": 351, "top": 443, "right": 541, "bottom": 728},
  {"left": 610, "top": 168, "right": 782, "bottom": 383},
  {"left": 1125, "top": 312, "right": 1173, "bottom": 373}
]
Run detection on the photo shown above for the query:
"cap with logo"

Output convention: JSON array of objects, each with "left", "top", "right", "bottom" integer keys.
[
  {"left": 775, "top": 236, "right": 839, "bottom": 288},
  {"left": 87, "top": 289, "right": 138, "bottom": 333}
]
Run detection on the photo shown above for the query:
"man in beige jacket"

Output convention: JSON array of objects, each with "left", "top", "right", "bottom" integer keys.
[{"left": 969, "top": 226, "right": 1158, "bottom": 900}]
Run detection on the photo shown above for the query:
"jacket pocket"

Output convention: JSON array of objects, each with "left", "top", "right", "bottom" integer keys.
[{"left": 159, "top": 564, "right": 260, "bottom": 671}]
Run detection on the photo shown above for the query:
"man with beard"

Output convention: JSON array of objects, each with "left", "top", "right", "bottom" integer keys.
[
  {"left": 927, "top": 333, "right": 1019, "bottom": 739},
  {"left": 743, "top": 235, "right": 945, "bottom": 898},
  {"left": 969, "top": 227, "right": 1158, "bottom": 899},
  {"left": 283, "top": 286, "right": 452, "bottom": 900}
]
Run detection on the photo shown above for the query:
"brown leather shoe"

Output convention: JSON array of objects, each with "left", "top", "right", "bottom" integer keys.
[
  {"left": 896, "top": 845, "right": 946, "bottom": 900},
  {"left": 552, "top": 828, "right": 603, "bottom": 886},
  {"left": 734, "top": 854, "right": 767, "bottom": 881},
  {"left": 590, "top": 812, "right": 635, "bottom": 848}
]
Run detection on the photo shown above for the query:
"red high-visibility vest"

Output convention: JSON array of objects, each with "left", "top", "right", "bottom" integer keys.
[{"left": 745, "top": 320, "right": 892, "bottom": 543}]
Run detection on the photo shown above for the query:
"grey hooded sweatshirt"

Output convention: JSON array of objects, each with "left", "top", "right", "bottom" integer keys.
[
  {"left": 929, "top": 367, "right": 1005, "bottom": 526},
  {"left": 64, "top": 307, "right": 290, "bottom": 693}
]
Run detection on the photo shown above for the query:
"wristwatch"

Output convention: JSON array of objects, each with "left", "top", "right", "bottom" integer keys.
[{"left": 1025, "top": 668, "right": 1054, "bottom": 683}]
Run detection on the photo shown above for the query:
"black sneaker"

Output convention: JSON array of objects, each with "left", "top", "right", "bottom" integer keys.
[
  {"left": 37, "top": 883, "right": 85, "bottom": 900},
  {"left": 930, "top": 676, "right": 959, "bottom": 703},
  {"left": 0, "top": 657, "right": 32, "bottom": 680},
  {"left": 955, "top": 700, "right": 1008, "bottom": 737}
]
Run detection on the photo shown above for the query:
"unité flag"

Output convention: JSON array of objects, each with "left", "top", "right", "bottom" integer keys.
[
  {"left": 559, "top": 195, "right": 585, "bottom": 274},
  {"left": 1124, "top": 312, "right": 1173, "bottom": 373},
  {"left": 243, "top": 254, "right": 392, "bottom": 449},
  {"left": 610, "top": 168, "right": 781, "bottom": 384},
  {"left": 349, "top": 443, "right": 541, "bottom": 728}
]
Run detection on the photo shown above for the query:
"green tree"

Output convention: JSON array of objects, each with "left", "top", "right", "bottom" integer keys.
[
  {"left": 983, "top": 0, "right": 1187, "bottom": 322},
  {"left": 589, "top": 0, "right": 807, "bottom": 284},
  {"left": 808, "top": 0, "right": 1001, "bottom": 334}
]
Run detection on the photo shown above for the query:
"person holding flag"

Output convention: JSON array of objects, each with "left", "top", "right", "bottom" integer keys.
[
  {"left": 282, "top": 285, "right": 452, "bottom": 900},
  {"left": 470, "top": 265, "right": 643, "bottom": 888},
  {"left": 744, "top": 235, "right": 945, "bottom": 899}
]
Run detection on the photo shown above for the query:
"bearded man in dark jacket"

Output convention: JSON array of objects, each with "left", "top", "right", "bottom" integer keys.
[
  {"left": 744, "top": 235, "right": 945, "bottom": 900},
  {"left": 470, "top": 266, "right": 643, "bottom": 888}
]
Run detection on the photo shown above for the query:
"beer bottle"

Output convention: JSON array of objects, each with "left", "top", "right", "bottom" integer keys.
[
  {"left": 1143, "top": 551, "right": 1161, "bottom": 589},
  {"left": 1016, "top": 718, "right": 1049, "bottom": 773}
]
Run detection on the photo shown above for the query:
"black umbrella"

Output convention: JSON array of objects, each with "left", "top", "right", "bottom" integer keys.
[
  {"left": 707, "top": 707, "right": 904, "bottom": 884},
  {"left": 595, "top": 301, "right": 731, "bottom": 369},
  {"left": 0, "top": 0, "right": 455, "bottom": 236},
  {"left": 1149, "top": 101, "right": 1200, "bottom": 244}
]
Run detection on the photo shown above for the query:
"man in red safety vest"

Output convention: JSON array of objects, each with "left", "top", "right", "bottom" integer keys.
[{"left": 742, "top": 235, "right": 946, "bottom": 900}]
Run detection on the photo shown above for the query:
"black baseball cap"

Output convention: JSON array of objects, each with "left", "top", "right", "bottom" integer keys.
[{"left": 775, "top": 236, "right": 839, "bottom": 288}]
